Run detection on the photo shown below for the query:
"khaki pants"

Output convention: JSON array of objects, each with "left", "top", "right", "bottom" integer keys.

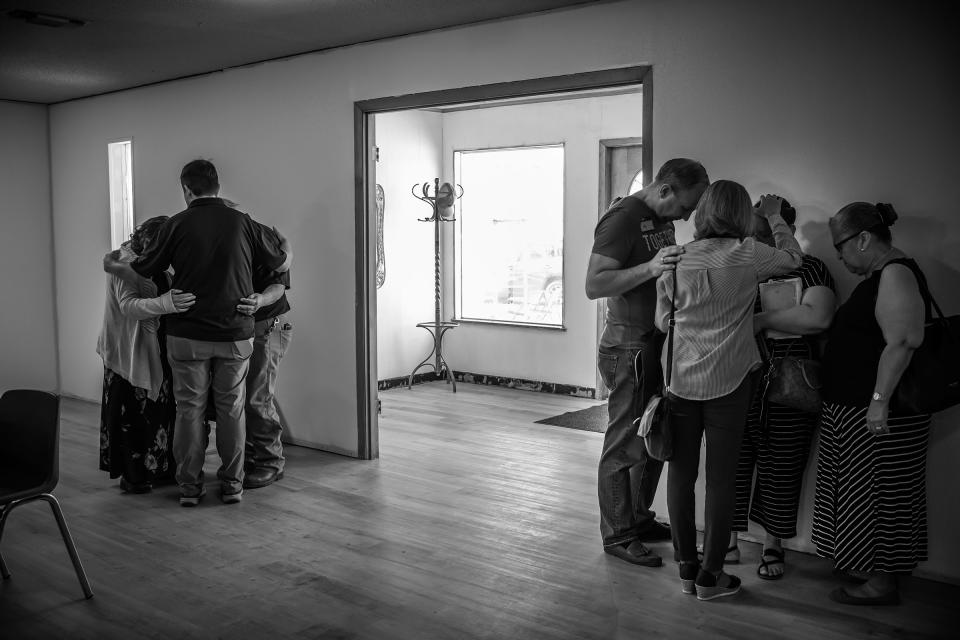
[{"left": 167, "top": 335, "right": 253, "bottom": 496}]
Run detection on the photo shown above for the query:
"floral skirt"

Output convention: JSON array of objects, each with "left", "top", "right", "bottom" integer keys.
[{"left": 99, "top": 367, "right": 176, "bottom": 486}]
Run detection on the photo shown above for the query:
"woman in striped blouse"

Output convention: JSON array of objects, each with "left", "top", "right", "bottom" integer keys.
[
  {"left": 814, "top": 202, "right": 930, "bottom": 606},
  {"left": 655, "top": 180, "right": 802, "bottom": 601}
]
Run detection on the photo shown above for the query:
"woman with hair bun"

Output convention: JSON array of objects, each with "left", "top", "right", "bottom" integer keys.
[
  {"left": 813, "top": 202, "right": 931, "bottom": 606},
  {"left": 97, "top": 217, "right": 196, "bottom": 493}
]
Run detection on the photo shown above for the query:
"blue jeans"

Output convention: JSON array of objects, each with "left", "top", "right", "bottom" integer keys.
[
  {"left": 167, "top": 336, "right": 253, "bottom": 496},
  {"left": 245, "top": 314, "right": 291, "bottom": 472},
  {"left": 597, "top": 341, "right": 664, "bottom": 547}
]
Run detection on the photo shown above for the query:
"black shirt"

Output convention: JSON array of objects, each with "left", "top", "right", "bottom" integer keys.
[
  {"left": 132, "top": 197, "right": 287, "bottom": 341},
  {"left": 822, "top": 257, "right": 930, "bottom": 406}
]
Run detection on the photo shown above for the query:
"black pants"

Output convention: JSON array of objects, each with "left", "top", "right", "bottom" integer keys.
[{"left": 667, "top": 373, "right": 757, "bottom": 573}]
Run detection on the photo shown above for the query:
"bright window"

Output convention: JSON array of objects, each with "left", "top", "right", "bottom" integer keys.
[
  {"left": 107, "top": 140, "right": 134, "bottom": 249},
  {"left": 454, "top": 145, "right": 564, "bottom": 327}
]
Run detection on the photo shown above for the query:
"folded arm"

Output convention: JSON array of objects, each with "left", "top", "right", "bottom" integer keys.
[{"left": 755, "top": 285, "right": 836, "bottom": 335}]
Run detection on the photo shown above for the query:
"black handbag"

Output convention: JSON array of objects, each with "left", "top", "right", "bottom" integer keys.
[
  {"left": 895, "top": 276, "right": 960, "bottom": 414},
  {"left": 760, "top": 339, "right": 823, "bottom": 414},
  {"left": 636, "top": 273, "right": 676, "bottom": 462}
]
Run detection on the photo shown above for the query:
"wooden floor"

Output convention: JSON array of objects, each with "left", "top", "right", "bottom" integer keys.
[{"left": 0, "top": 382, "right": 954, "bottom": 639}]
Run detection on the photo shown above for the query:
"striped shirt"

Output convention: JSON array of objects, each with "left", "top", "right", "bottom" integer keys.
[{"left": 655, "top": 217, "right": 802, "bottom": 400}]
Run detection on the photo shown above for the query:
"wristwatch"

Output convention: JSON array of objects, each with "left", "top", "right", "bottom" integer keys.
[{"left": 872, "top": 391, "right": 885, "bottom": 402}]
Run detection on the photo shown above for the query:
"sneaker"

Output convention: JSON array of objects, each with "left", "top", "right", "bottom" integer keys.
[
  {"left": 179, "top": 487, "right": 207, "bottom": 507},
  {"left": 679, "top": 561, "right": 699, "bottom": 594},
  {"left": 221, "top": 487, "right": 243, "bottom": 504},
  {"left": 637, "top": 521, "right": 672, "bottom": 542},
  {"left": 695, "top": 569, "right": 742, "bottom": 601},
  {"left": 604, "top": 540, "right": 663, "bottom": 567}
]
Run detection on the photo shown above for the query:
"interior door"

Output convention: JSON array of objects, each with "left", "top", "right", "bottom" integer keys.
[{"left": 596, "top": 138, "right": 643, "bottom": 400}]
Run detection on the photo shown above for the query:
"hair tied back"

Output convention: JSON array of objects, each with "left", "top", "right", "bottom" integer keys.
[{"left": 876, "top": 202, "right": 898, "bottom": 226}]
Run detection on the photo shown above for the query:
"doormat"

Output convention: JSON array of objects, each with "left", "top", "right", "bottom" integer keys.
[{"left": 535, "top": 403, "right": 607, "bottom": 433}]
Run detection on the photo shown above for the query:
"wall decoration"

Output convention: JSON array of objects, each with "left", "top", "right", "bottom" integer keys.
[{"left": 376, "top": 183, "right": 385, "bottom": 289}]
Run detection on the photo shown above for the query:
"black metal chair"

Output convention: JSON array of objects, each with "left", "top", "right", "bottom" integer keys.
[{"left": 0, "top": 389, "right": 93, "bottom": 599}]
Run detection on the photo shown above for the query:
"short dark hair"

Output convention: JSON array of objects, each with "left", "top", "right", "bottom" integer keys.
[
  {"left": 653, "top": 158, "right": 709, "bottom": 192},
  {"left": 180, "top": 159, "right": 220, "bottom": 196},
  {"left": 693, "top": 180, "right": 754, "bottom": 241},
  {"left": 833, "top": 201, "right": 897, "bottom": 244}
]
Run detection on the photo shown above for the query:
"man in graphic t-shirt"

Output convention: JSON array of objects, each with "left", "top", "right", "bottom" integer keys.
[
  {"left": 585, "top": 158, "right": 709, "bottom": 566},
  {"left": 104, "top": 159, "right": 290, "bottom": 507}
]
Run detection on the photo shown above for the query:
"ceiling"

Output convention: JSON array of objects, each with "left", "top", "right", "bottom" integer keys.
[{"left": 0, "top": 0, "right": 609, "bottom": 105}]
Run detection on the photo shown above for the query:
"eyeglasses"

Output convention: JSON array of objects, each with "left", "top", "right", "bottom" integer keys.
[{"left": 832, "top": 231, "right": 861, "bottom": 251}]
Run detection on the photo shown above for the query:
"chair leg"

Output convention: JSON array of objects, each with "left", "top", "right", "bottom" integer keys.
[
  {"left": 40, "top": 494, "right": 94, "bottom": 599},
  {"left": 0, "top": 505, "right": 11, "bottom": 579}
]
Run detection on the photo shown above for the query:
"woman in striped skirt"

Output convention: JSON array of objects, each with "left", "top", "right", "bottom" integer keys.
[
  {"left": 729, "top": 200, "right": 837, "bottom": 580},
  {"left": 813, "top": 202, "right": 931, "bottom": 606}
]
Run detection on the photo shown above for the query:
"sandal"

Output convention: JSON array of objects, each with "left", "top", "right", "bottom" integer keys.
[
  {"left": 757, "top": 548, "right": 785, "bottom": 581},
  {"left": 696, "top": 544, "right": 740, "bottom": 564}
]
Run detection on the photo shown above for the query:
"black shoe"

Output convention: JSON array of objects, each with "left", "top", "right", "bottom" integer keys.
[
  {"left": 243, "top": 467, "right": 284, "bottom": 489},
  {"left": 829, "top": 586, "right": 900, "bottom": 606},
  {"left": 604, "top": 541, "right": 663, "bottom": 567},
  {"left": 695, "top": 569, "right": 742, "bottom": 601},
  {"left": 120, "top": 477, "right": 152, "bottom": 494},
  {"left": 637, "top": 521, "right": 672, "bottom": 542}
]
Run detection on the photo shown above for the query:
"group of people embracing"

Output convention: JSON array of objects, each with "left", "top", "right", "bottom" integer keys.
[
  {"left": 97, "top": 159, "right": 293, "bottom": 507},
  {"left": 587, "top": 158, "right": 931, "bottom": 606}
]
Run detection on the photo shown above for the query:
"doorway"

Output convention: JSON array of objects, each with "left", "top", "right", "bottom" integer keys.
[{"left": 354, "top": 67, "right": 653, "bottom": 459}]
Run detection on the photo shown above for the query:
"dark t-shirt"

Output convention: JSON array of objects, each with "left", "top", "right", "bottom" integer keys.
[
  {"left": 132, "top": 197, "right": 287, "bottom": 341},
  {"left": 822, "top": 257, "right": 930, "bottom": 406},
  {"left": 592, "top": 195, "right": 676, "bottom": 348}
]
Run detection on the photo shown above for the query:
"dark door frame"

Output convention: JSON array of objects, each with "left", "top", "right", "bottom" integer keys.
[
  {"left": 596, "top": 136, "right": 645, "bottom": 400},
  {"left": 354, "top": 66, "right": 653, "bottom": 459}
]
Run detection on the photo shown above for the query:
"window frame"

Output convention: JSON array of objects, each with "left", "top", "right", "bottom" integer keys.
[
  {"left": 106, "top": 138, "right": 135, "bottom": 250},
  {"left": 452, "top": 142, "right": 566, "bottom": 329}
]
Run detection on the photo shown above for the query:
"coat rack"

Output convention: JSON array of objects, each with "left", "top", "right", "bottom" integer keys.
[{"left": 407, "top": 179, "right": 462, "bottom": 392}]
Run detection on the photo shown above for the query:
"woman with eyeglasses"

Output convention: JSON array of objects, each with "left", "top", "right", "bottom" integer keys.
[
  {"left": 813, "top": 202, "right": 931, "bottom": 606},
  {"left": 97, "top": 217, "right": 195, "bottom": 493}
]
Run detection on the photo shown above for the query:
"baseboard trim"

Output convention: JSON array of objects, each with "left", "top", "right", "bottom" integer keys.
[{"left": 378, "top": 370, "right": 596, "bottom": 399}]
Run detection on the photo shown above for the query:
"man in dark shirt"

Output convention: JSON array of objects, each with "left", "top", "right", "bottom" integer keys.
[
  {"left": 236, "top": 246, "right": 292, "bottom": 489},
  {"left": 585, "top": 158, "right": 709, "bottom": 566},
  {"left": 104, "top": 160, "right": 289, "bottom": 506}
]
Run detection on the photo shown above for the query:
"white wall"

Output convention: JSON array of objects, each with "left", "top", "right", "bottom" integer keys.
[
  {"left": 439, "top": 93, "right": 642, "bottom": 388},
  {"left": 46, "top": 0, "right": 959, "bottom": 580},
  {"left": 375, "top": 110, "right": 442, "bottom": 381},
  {"left": 0, "top": 101, "right": 58, "bottom": 393}
]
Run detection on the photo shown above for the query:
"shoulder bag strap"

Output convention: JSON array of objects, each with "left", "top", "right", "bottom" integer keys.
[{"left": 665, "top": 271, "right": 677, "bottom": 388}]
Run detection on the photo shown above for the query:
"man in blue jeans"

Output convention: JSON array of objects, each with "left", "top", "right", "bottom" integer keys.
[
  {"left": 236, "top": 256, "right": 292, "bottom": 488},
  {"left": 585, "top": 159, "right": 709, "bottom": 565}
]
